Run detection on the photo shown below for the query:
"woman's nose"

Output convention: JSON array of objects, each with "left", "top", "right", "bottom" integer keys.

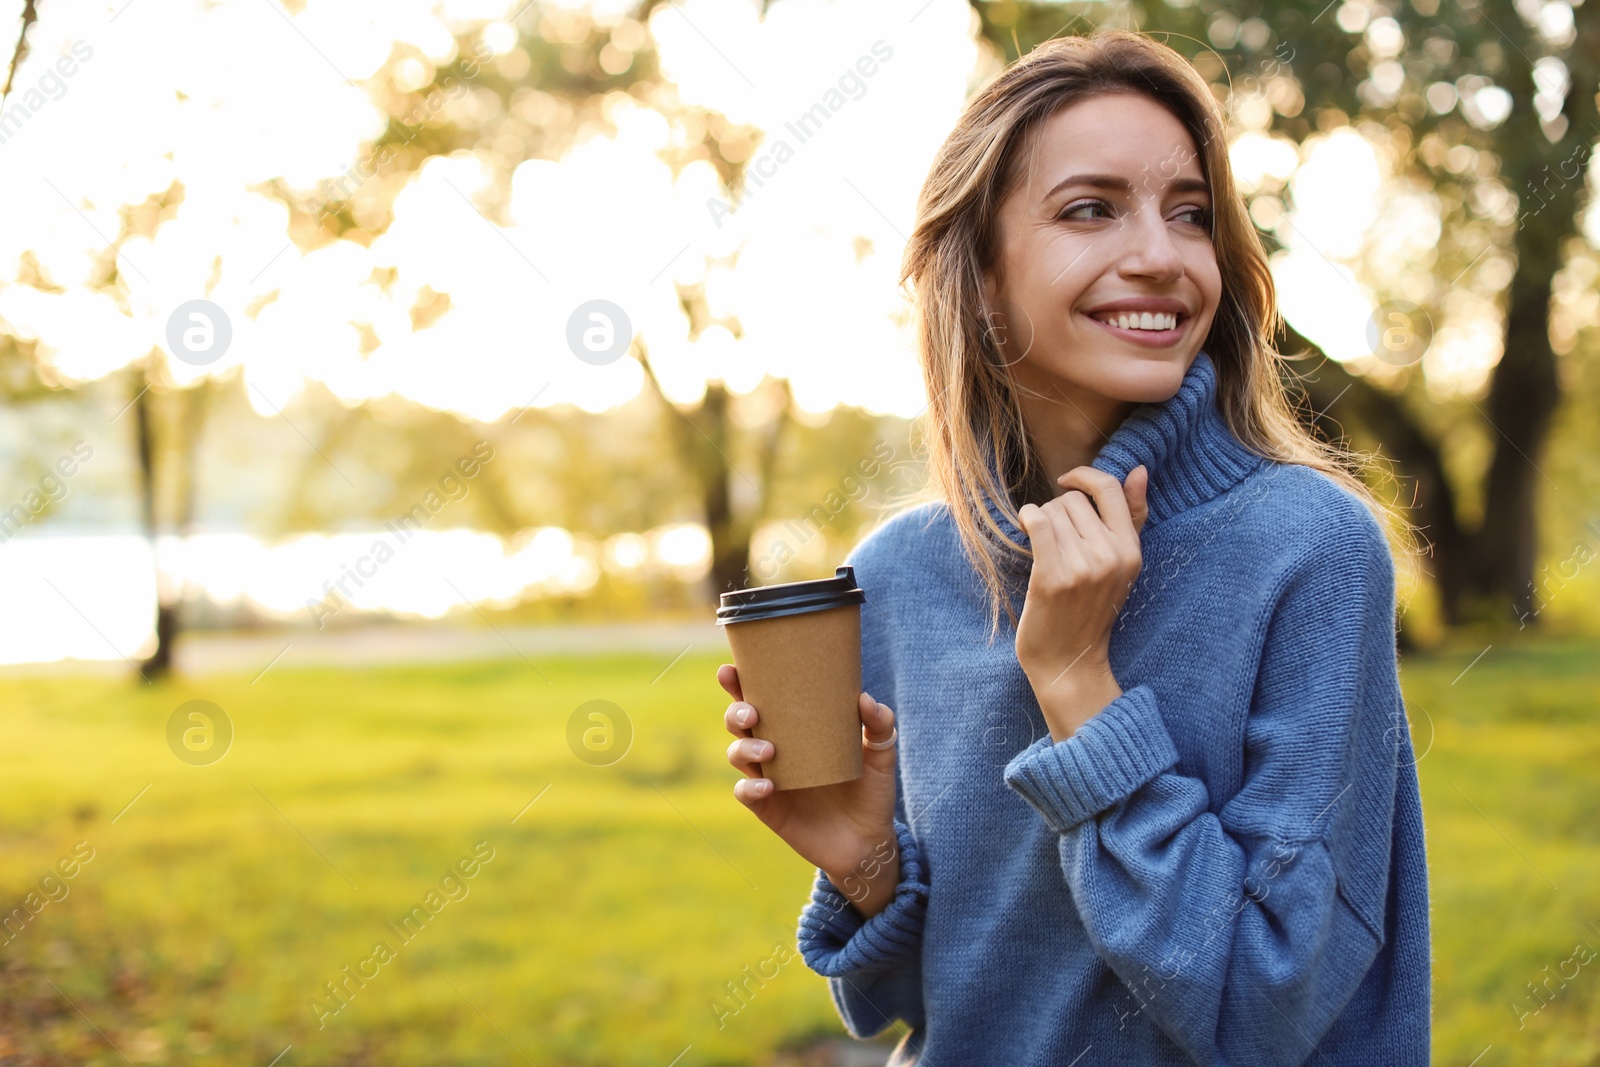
[{"left": 1117, "top": 209, "right": 1185, "bottom": 280}]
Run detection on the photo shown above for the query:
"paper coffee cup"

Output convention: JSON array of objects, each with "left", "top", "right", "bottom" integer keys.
[{"left": 716, "top": 566, "right": 866, "bottom": 791}]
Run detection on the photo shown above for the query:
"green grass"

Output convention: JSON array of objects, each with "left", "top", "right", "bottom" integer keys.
[
  {"left": 0, "top": 633, "right": 1597, "bottom": 1064},
  {"left": 1405, "top": 634, "right": 1600, "bottom": 1066}
]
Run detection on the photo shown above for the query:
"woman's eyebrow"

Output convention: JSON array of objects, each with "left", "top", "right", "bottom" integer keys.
[
  {"left": 1047, "top": 173, "right": 1130, "bottom": 196},
  {"left": 1043, "top": 172, "right": 1211, "bottom": 200}
]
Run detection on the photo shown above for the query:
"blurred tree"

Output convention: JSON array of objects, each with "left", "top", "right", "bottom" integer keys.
[
  {"left": 3, "top": 5, "right": 203, "bottom": 678},
  {"left": 0, "top": 0, "right": 37, "bottom": 109},
  {"left": 640, "top": 349, "right": 792, "bottom": 598},
  {"left": 130, "top": 363, "right": 213, "bottom": 678},
  {"left": 290, "top": 0, "right": 805, "bottom": 601},
  {"left": 630, "top": 73, "right": 799, "bottom": 598},
  {"left": 982, "top": 0, "right": 1599, "bottom": 627},
  {"left": 0, "top": 5, "right": 215, "bottom": 677}
]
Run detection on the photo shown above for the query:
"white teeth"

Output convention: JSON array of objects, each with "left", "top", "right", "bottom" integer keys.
[{"left": 1095, "top": 311, "right": 1177, "bottom": 331}]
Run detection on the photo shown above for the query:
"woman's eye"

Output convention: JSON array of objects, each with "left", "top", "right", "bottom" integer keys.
[
  {"left": 1058, "top": 200, "right": 1113, "bottom": 221},
  {"left": 1174, "top": 206, "right": 1214, "bottom": 228}
]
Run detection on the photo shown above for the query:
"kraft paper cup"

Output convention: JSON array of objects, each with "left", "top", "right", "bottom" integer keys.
[{"left": 716, "top": 566, "right": 866, "bottom": 791}]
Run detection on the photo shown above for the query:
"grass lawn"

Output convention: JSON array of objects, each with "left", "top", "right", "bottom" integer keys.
[{"left": 0, "top": 632, "right": 1596, "bottom": 1065}]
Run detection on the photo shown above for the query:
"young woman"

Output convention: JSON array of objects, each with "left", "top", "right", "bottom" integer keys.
[{"left": 718, "top": 29, "right": 1431, "bottom": 1066}]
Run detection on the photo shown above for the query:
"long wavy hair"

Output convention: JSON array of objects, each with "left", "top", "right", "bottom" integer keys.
[{"left": 895, "top": 28, "right": 1421, "bottom": 639}]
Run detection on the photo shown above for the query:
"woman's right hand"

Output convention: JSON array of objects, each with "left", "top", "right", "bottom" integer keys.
[{"left": 719, "top": 663, "right": 902, "bottom": 917}]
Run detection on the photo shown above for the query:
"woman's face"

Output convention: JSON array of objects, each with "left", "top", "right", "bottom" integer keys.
[{"left": 982, "top": 92, "right": 1222, "bottom": 410}]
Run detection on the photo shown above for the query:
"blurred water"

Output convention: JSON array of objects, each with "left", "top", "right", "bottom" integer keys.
[{"left": 0, "top": 524, "right": 712, "bottom": 665}]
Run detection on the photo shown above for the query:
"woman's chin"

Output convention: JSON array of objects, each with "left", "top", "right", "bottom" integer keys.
[
  {"left": 1075, "top": 350, "right": 1196, "bottom": 403},
  {"left": 1015, "top": 345, "right": 1198, "bottom": 406}
]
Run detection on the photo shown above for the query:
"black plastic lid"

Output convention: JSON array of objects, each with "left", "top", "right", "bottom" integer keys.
[{"left": 715, "top": 565, "right": 866, "bottom": 625}]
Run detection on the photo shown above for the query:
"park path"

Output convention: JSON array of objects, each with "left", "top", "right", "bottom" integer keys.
[{"left": 0, "top": 620, "right": 728, "bottom": 677}]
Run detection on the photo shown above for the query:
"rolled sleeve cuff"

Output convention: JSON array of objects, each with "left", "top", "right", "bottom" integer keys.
[
  {"left": 796, "top": 818, "right": 928, "bottom": 978},
  {"left": 1002, "top": 683, "right": 1179, "bottom": 834}
]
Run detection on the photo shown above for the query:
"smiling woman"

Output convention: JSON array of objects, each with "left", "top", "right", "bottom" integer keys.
[
  {"left": 718, "top": 27, "right": 1433, "bottom": 1067},
  {"left": 982, "top": 91, "right": 1225, "bottom": 518}
]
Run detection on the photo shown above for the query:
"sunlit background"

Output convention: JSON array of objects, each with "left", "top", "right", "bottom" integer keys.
[{"left": 6, "top": 0, "right": 1593, "bottom": 664}]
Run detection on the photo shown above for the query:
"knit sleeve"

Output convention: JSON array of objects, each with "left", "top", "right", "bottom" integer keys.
[
  {"left": 795, "top": 816, "right": 929, "bottom": 1037},
  {"left": 1002, "top": 510, "right": 1407, "bottom": 1067}
]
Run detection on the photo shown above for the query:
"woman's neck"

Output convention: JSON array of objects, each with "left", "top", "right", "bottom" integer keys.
[{"left": 1017, "top": 378, "right": 1139, "bottom": 498}]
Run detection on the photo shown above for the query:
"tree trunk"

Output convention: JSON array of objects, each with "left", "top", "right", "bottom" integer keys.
[
  {"left": 696, "top": 380, "right": 746, "bottom": 598},
  {"left": 1475, "top": 258, "right": 1562, "bottom": 623},
  {"left": 134, "top": 369, "right": 211, "bottom": 679},
  {"left": 637, "top": 345, "right": 790, "bottom": 604},
  {"left": 1468, "top": 0, "right": 1599, "bottom": 623},
  {"left": 132, "top": 365, "right": 177, "bottom": 680}
]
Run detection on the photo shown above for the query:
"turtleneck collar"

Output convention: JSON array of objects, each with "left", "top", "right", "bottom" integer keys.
[{"left": 983, "top": 350, "right": 1268, "bottom": 548}]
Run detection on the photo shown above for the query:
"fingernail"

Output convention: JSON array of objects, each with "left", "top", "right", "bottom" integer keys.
[
  {"left": 752, "top": 779, "right": 771, "bottom": 796},
  {"left": 862, "top": 692, "right": 875, "bottom": 707},
  {"left": 736, "top": 704, "right": 751, "bottom": 726}
]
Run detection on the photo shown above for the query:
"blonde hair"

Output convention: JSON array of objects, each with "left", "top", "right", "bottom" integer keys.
[{"left": 895, "top": 28, "right": 1421, "bottom": 639}]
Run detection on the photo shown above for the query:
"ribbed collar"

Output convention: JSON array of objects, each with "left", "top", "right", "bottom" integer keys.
[{"left": 984, "top": 350, "right": 1268, "bottom": 548}]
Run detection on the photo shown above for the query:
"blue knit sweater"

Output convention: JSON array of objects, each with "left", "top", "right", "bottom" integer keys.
[{"left": 795, "top": 350, "right": 1432, "bottom": 1066}]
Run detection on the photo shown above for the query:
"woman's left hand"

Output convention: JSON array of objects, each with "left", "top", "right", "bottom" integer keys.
[{"left": 1014, "top": 464, "right": 1149, "bottom": 740}]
